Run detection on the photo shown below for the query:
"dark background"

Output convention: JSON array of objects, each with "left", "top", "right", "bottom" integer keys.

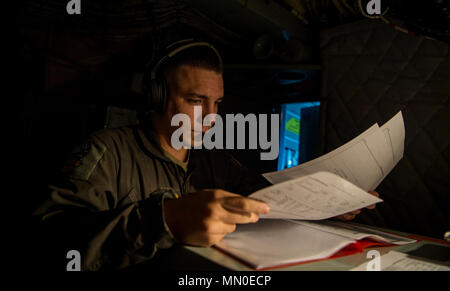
[{"left": 20, "top": 0, "right": 449, "bottom": 240}]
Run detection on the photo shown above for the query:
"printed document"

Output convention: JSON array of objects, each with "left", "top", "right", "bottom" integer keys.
[
  {"left": 263, "top": 111, "right": 405, "bottom": 191},
  {"left": 250, "top": 171, "right": 383, "bottom": 220},
  {"left": 350, "top": 251, "right": 450, "bottom": 271}
]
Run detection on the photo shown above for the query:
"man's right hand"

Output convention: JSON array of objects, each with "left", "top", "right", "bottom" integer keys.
[{"left": 163, "top": 189, "right": 270, "bottom": 247}]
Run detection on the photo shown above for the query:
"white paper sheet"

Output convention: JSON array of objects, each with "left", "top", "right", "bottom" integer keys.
[
  {"left": 350, "top": 251, "right": 450, "bottom": 271},
  {"left": 249, "top": 171, "right": 383, "bottom": 220},
  {"left": 263, "top": 124, "right": 382, "bottom": 187},
  {"left": 382, "top": 111, "right": 405, "bottom": 166},
  {"left": 373, "top": 111, "right": 405, "bottom": 188},
  {"left": 263, "top": 111, "right": 405, "bottom": 191}
]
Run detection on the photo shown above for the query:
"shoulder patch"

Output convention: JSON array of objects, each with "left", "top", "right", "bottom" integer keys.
[{"left": 63, "top": 139, "right": 107, "bottom": 180}]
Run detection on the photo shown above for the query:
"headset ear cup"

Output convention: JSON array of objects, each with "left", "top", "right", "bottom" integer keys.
[
  {"left": 149, "top": 77, "right": 163, "bottom": 113},
  {"left": 159, "top": 78, "right": 168, "bottom": 113},
  {"left": 146, "top": 79, "right": 156, "bottom": 112}
]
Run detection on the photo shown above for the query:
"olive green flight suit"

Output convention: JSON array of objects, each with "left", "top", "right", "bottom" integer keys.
[{"left": 33, "top": 126, "right": 270, "bottom": 270}]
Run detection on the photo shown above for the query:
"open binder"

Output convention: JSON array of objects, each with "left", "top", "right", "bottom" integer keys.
[{"left": 215, "top": 220, "right": 416, "bottom": 270}]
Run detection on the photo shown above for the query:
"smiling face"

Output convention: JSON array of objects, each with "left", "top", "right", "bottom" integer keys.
[{"left": 153, "top": 64, "right": 224, "bottom": 150}]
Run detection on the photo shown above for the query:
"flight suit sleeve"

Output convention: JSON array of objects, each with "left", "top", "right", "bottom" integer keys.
[{"left": 32, "top": 134, "right": 177, "bottom": 271}]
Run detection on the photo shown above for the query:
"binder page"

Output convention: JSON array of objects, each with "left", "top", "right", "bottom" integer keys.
[
  {"left": 289, "top": 220, "right": 416, "bottom": 245},
  {"left": 250, "top": 171, "right": 383, "bottom": 220},
  {"left": 215, "top": 219, "right": 356, "bottom": 269}
]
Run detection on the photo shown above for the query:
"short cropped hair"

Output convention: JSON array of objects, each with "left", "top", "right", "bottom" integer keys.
[{"left": 161, "top": 45, "right": 223, "bottom": 78}]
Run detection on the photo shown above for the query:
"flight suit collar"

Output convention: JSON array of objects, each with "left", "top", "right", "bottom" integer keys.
[{"left": 134, "top": 124, "right": 194, "bottom": 174}]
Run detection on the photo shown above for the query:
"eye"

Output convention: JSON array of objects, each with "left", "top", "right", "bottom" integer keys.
[
  {"left": 188, "top": 99, "right": 202, "bottom": 104},
  {"left": 215, "top": 99, "right": 224, "bottom": 105}
]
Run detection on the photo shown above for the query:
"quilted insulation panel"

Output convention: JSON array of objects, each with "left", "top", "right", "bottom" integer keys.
[{"left": 319, "top": 20, "right": 449, "bottom": 239}]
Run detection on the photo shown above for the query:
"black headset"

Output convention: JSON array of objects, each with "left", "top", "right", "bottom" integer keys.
[{"left": 143, "top": 39, "right": 223, "bottom": 114}]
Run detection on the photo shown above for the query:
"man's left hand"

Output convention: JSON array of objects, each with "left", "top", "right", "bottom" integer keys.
[{"left": 334, "top": 191, "right": 379, "bottom": 221}]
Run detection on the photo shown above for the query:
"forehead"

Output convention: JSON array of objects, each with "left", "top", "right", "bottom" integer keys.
[{"left": 169, "top": 65, "right": 224, "bottom": 98}]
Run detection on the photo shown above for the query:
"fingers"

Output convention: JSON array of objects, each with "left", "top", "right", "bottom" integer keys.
[
  {"left": 336, "top": 209, "right": 361, "bottom": 221},
  {"left": 212, "top": 190, "right": 270, "bottom": 215},
  {"left": 366, "top": 191, "right": 379, "bottom": 209},
  {"left": 336, "top": 190, "right": 380, "bottom": 221},
  {"left": 202, "top": 220, "right": 236, "bottom": 235},
  {"left": 199, "top": 234, "right": 228, "bottom": 247},
  {"left": 220, "top": 209, "right": 260, "bottom": 224},
  {"left": 167, "top": 189, "right": 267, "bottom": 247},
  {"left": 221, "top": 196, "right": 270, "bottom": 215},
  {"left": 336, "top": 213, "right": 356, "bottom": 221},
  {"left": 217, "top": 195, "right": 264, "bottom": 224},
  {"left": 368, "top": 191, "right": 379, "bottom": 197}
]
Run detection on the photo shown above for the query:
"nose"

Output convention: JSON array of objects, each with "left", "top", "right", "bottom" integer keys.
[
  {"left": 202, "top": 101, "right": 218, "bottom": 131},
  {"left": 203, "top": 101, "right": 217, "bottom": 116}
]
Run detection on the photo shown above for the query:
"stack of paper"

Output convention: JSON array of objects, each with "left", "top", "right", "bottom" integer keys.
[
  {"left": 263, "top": 111, "right": 405, "bottom": 191},
  {"left": 249, "top": 111, "right": 405, "bottom": 220},
  {"left": 215, "top": 220, "right": 416, "bottom": 269},
  {"left": 216, "top": 111, "right": 409, "bottom": 269}
]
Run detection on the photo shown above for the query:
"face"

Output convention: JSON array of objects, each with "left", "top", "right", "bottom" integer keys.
[{"left": 158, "top": 64, "right": 224, "bottom": 148}]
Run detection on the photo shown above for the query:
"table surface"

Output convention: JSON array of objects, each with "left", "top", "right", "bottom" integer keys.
[{"left": 181, "top": 222, "right": 450, "bottom": 271}]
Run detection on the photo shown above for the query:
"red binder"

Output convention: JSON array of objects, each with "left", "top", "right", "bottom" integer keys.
[{"left": 215, "top": 238, "right": 395, "bottom": 271}]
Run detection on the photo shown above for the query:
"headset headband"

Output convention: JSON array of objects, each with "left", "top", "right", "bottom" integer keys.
[{"left": 149, "top": 39, "right": 223, "bottom": 80}]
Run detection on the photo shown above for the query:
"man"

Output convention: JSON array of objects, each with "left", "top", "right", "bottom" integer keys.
[{"left": 33, "top": 39, "right": 377, "bottom": 271}]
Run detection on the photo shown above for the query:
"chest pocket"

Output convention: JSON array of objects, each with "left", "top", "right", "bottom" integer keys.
[
  {"left": 116, "top": 187, "right": 140, "bottom": 207},
  {"left": 120, "top": 186, "right": 181, "bottom": 205},
  {"left": 144, "top": 186, "right": 179, "bottom": 199}
]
